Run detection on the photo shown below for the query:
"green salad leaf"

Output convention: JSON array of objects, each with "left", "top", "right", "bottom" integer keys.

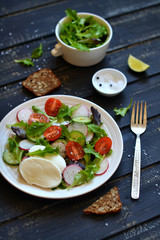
[
  {"left": 14, "top": 58, "right": 34, "bottom": 67},
  {"left": 27, "top": 145, "right": 59, "bottom": 157},
  {"left": 87, "top": 124, "right": 107, "bottom": 138},
  {"left": 26, "top": 121, "right": 53, "bottom": 138},
  {"left": 57, "top": 103, "right": 80, "bottom": 121},
  {"left": 8, "top": 136, "right": 24, "bottom": 163},
  {"left": 84, "top": 143, "right": 103, "bottom": 160},
  {"left": 31, "top": 43, "right": 43, "bottom": 59},
  {"left": 60, "top": 9, "right": 108, "bottom": 51},
  {"left": 114, "top": 98, "right": 133, "bottom": 117}
]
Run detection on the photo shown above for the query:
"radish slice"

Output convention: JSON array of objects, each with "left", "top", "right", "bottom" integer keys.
[
  {"left": 86, "top": 131, "right": 94, "bottom": 142},
  {"left": 71, "top": 104, "right": 89, "bottom": 118},
  {"left": 51, "top": 141, "right": 66, "bottom": 158},
  {"left": 95, "top": 158, "right": 109, "bottom": 176},
  {"left": 19, "top": 140, "right": 35, "bottom": 151},
  {"left": 17, "top": 108, "right": 32, "bottom": 122},
  {"left": 68, "top": 122, "right": 88, "bottom": 136},
  {"left": 63, "top": 164, "right": 82, "bottom": 185}
]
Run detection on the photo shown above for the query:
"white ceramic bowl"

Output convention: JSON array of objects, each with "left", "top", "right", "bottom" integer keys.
[
  {"left": 92, "top": 68, "right": 127, "bottom": 96},
  {"left": 51, "top": 12, "right": 113, "bottom": 67}
]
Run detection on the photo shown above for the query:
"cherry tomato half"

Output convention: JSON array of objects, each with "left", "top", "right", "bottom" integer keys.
[
  {"left": 94, "top": 137, "right": 112, "bottom": 155},
  {"left": 66, "top": 141, "right": 84, "bottom": 161},
  {"left": 45, "top": 98, "right": 62, "bottom": 117},
  {"left": 44, "top": 125, "right": 62, "bottom": 141},
  {"left": 28, "top": 113, "right": 49, "bottom": 125}
]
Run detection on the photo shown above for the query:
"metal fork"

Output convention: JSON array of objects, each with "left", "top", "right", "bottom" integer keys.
[{"left": 130, "top": 101, "right": 147, "bottom": 199}]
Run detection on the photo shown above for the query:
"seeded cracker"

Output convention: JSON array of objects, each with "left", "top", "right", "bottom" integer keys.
[
  {"left": 83, "top": 186, "right": 122, "bottom": 215},
  {"left": 22, "top": 68, "right": 61, "bottom": 96}
]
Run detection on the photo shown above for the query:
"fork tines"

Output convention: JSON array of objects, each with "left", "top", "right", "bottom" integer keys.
[{"left": 131, "top": 101, "right": 147, "bottom": 126}]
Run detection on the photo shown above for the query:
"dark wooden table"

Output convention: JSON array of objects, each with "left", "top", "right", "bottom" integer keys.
[{"left": 0, "top": 0, "right": 160, "bottom": 239}]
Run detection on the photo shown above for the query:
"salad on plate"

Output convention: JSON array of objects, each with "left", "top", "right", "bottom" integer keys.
[{"left": 2, "top": 97, "right": 112, "bottom": 190}]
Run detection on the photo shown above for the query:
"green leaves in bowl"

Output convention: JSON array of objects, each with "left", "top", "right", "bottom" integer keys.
[{"left": 60, "top": 9, "right": 109, "bottom": 51}]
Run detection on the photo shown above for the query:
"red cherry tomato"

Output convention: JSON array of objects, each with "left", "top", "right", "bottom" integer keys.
[
  {"left": 45, "top": 98, "right": 62, "bottom": 117},
  {"left": 43, "top": 125, "right": 62, "bottom": 141},
  {"left": 95, "top": 137, "right": 112, "bottom": 155},
  {"left": 28, "top": 113, "right": 49, "bottom": 125},
  {"left": 66, "top": 141, "right": 84, "bottom": 161}
]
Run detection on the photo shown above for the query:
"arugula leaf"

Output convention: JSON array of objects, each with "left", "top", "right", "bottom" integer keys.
[
  {"left": 60, "top": 125, "right": 70, "bottom": 141},
  {"left": 114, "top": 98, "right": 133, "bottom": 117},
  {"left": 84, "top": 143, "right": 103, "bottom": 160},
  {"left": 7, "top": 120, "right": 28, "bottom": 130},
  {"left": 57, "top": 103, "right": 80, "bottom": 121},
  {"left": 8, "top": 136, "right": 24, "bottom": 163},
  {"left": 26, "top": 121, "right": 53, "bottom": 138},
  {"left": 88, "top": 124, "right": 107, "bottom": 138},
  {"left": 31, "top": 43, "right": 43, "bottom": 59},
  {"left": 65, "top": 9, "right": 78, "bottom": 21},
  {"left": 14, "top": 58, "right": 34, "bottom": 67},
  {"left": 27, "top": 145, "right": 59, "bottom": 157}
]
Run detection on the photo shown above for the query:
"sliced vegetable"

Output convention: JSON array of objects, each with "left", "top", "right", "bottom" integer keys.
[
  {"left": 28, "top": 113, "right": 49, "bottom": 125},
  {"left": 86, "top": 130, "right": 94, "bottom": 142},
  {"left": 16, "top": 108, "right": 32, "bottom": 123},
  {"left": 71, "top": 104, "right": 89, "bottom": 118},
  {"left": 45, "top": 98, "right": 62, "bottom": 117},
  {"left": 69, "top": 130, "right": 86, "bottom": 146},
  {"left": 19, "top": 139, "right": 35, "bottom": 150},
  {"left": 95, "top": 157, "right": 109, "bottom": 175},
  {"left": 68, "top": 122, "right": 88, "bottom": 136},
  {"left": 51, "top": 140, "right": 66, "bottom": 158},
  {"left": 66, "top": 141, "right": 84, "bottom": 161},
  {"left": 3, "top": 149, "right": 20, "bottom": 165},
  {"left": 63, "top": 164, "right": 82, "bottom": 185},
  {"left": 95, "top": 137, "right": 112, "bottom": 155},
  {"left": 72, "top": 116, "right": 91, "bottom": 124},
  {"left": 44, "top": 125, "right": 62, "bottom": 142}
]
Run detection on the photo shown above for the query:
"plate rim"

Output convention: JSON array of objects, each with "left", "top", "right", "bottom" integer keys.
[{"left": 0, "top": 94, "right": 123, "bottom": 199}]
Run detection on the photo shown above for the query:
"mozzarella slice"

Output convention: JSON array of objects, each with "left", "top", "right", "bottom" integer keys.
[
  {"left": 45, "top": 155, "right": 66, "bottom": 173},
  {"left": 29, "top": 145, "right": 45, "bottom": 152},
  {"left": 29, "top": 145, "right": 66, "bottom": 173},
  {"left": 19, "top": 157, "right": 62, "bottom": 188}
]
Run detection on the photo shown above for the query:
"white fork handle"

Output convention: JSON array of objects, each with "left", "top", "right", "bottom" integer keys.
[{"left": 131, "top": 135, "right": 141, "bottom": 199}]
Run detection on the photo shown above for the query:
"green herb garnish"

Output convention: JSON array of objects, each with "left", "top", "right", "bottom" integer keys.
[
  {"left": 14, "top": 58, "right": 34, "bottom": 67},
  {"left": 31, "top": 43, "right": 43, "bottom": 59},
  {"left": 60, "top": 9, "right": 108, "bottom": 51},
  {"left": 114, "top": 98, "right": 133, "bottom": 117},
  {"left": 14, "top": 43, "right": 43, "bottom": 66}
]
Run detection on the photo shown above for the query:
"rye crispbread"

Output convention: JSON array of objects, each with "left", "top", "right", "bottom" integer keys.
[
  {"left": 22, "top": 68, "right": 61, "bottom": 96},
  {"left": 83, "top": 186, "right": 122, "bottom": 215}
]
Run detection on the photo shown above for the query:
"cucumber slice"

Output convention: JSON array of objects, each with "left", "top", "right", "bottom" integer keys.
[
  {"left": 72, "top": 116, "right": 91, "bottom": 124},
  {"left": 69, "top": 130, "right": 86, "bottom": 146},
  {"left": 27, "top": 134, "right": 44, "bottom": 142},
  {"left": 3, "top": 149, "right": 19, "bottom": 165}
]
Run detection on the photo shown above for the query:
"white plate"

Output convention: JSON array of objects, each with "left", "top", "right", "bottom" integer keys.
[{"left": 0, "top": 95, "right": 123, "bottom": 199}]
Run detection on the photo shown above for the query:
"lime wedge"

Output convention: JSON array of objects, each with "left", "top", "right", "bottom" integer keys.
[{"left": 128, "top": 54, "right": 150, "bottom": 72}]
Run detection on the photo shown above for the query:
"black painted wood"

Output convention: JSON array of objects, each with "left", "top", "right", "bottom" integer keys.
[{"left": 0, "top": 0, "right": 160, "bottom": 240}]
